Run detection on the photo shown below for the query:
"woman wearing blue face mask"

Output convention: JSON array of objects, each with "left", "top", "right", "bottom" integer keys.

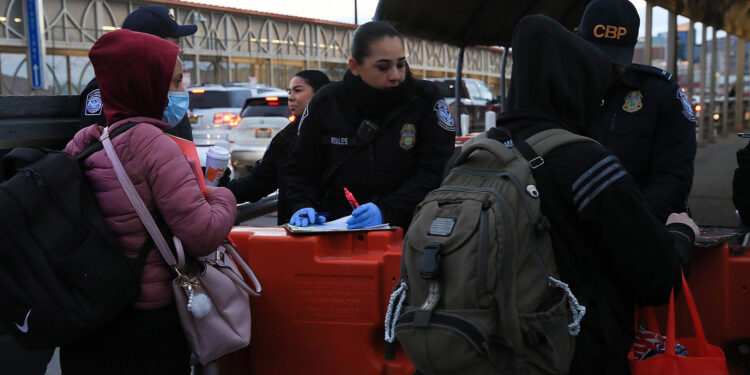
[
  {"left": 62, "top": 30, "right": 236, "bottom": 374},
  {"left": 163, "top": 74, "right": 190, "bottom": 128}
]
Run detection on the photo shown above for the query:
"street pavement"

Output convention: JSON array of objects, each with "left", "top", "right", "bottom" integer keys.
[{"left": 688, "top": 134, "right": 746, "bottom": 227}]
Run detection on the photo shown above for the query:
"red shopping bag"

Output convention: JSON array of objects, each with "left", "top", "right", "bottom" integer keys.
[{"left": 628, "top": 272, "right": 728, "bottom": 375}]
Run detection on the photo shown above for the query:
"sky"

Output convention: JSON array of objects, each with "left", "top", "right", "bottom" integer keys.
[{"left": 183, "top": 0, "right": 720, "bottom": 42}]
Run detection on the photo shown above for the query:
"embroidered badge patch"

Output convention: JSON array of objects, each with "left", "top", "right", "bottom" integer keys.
[
  {"left": 676, "top": 89, "right": 696, "bottom": 123},
  {"left": 434, "top": 99, "right": 455, "bottom": 132},
  {"left": 399, "top": 123, "right": 417, "bottom": 150},
  {"left": 85, "top": 89, "right": 103, "bottom": 116},
  {"left": 622, "top": 91, "right": 643, "bottom": 113}
]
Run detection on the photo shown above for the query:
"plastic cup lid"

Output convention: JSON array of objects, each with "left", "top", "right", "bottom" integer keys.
[{"left": 206, "top": 145, "right": 230, "bottom": 160}]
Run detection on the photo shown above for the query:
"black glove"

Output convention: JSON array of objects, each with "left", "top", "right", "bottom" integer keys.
[
  {"left": 218, "top": 168, "right": 231, "bottom": 187},
  {"left": 199, "top": 166, "right": 231, "bottom": 188}
]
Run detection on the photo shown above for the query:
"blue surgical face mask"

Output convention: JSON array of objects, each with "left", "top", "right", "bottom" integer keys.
[{"left": 163, "top": 91, "right": 189, "bottom": 127}]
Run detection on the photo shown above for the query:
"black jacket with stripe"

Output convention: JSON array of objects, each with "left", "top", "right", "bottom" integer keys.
[
  {"left": 499, "top": 15, "right": 694, "bottom": 375},
  {"left": 496, "top": 120, "right": 693, "bottom": 375}
]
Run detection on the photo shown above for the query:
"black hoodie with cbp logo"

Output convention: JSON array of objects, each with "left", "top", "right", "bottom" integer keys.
[{"left": 494, "top": 15, "right": 694, "bottom": 374}]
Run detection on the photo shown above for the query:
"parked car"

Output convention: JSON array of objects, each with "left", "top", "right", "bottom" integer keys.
[
  {"left": 187, "top": 85, "right": 257, "bottom": 166},
  {"left": 431, "top": 78, "right": 502, "bottom": 133},
  {"left": 228, "top": 93, "right": 292, "bottom": 177}
]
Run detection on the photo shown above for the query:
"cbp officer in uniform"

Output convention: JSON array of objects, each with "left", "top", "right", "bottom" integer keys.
[
  {"left": 577, "top": 0, "right": 697, "bottom": 222},
  {"left": 78, "top": 5, "right": 196, "bottom": 140},
  {"left": 286, "top": 21, "right": 456, "bottom": 229}
]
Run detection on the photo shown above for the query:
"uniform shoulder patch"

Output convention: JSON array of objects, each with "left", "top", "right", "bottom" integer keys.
[
  {"left": 676, "top": 89, "right": 696, "bottom": 123},
  {"left": 434, "top": 99, "right": 455, "bottom": 132},
  {"left": 85, "top": 89, "right": 103, "bottom": 116}
]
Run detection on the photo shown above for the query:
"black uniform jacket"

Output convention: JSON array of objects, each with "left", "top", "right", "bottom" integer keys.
[
  {"left": 733, "top": 141, "right": 750, "bottom": 224},
  {"left": 591, "top": 64, "right": 697, "bottom": 222},
  {"left": 499, "top": 15, "right": 694, "bottom": 375},
  {"left": 77, "top": 77, "right": 193, "bottom": 140},
  {"left": 227, "top": 120, "right": 298, "bottom": 225},
  {"left": 286, "top": 71, "right": 456, "bottom": 228}
]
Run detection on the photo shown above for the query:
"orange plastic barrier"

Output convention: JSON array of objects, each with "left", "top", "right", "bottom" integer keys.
[
  {"left": 229, "top": 227, "right": 415, "bottom": 375},
  {"left": 664, "top": 243, "right": 750, "bottom": 374},
  {"left": 678, "top": 243, "right": 750, "bottom": 348}
]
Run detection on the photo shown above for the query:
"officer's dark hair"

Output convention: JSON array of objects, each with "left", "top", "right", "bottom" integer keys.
[
  {"left": 294, "top": 70, "right": 331, "bottom": 92},
  {"left": 351, "top": 21, "right": 403, "bottom": 63}
]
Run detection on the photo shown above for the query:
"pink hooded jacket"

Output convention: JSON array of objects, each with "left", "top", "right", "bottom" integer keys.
[{"left": 65, "top": 30, "right": 236, "bottom": 309}]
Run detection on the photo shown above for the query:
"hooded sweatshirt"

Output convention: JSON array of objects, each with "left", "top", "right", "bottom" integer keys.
[
  {"left": 65, "top": 30, "right": 236, "bottom": 309},
  {"left": 495, "top": 15, "right": 690, "bottom": 374},
  {"left": 502, "top": 14, "right": 611, "bottom": 135}
]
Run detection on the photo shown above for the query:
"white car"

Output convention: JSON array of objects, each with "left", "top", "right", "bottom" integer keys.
[
  {"left": 187, "top": 85, "right": 257, "bottom": 166},
  {"left": 228, "top": 93, "right": 292, "bottom": 177}
]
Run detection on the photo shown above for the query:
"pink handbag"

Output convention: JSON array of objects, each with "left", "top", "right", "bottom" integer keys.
[{"left": 100, "top": 127, "right": 262, "bottom": 364}]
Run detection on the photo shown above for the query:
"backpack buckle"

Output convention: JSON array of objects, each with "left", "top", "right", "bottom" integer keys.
[
  {"left": 419, "top": 242, "right": 442, "bottom": 280},
  {"left": 529, "top": 156, "right": 544, "bottom": 169}
]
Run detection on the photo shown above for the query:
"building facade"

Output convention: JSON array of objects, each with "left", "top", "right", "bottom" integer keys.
[{"left": 0, "top": 0, "right": 509, "bottom": 95}]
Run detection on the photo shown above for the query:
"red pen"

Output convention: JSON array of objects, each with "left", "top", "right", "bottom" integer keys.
[{"left": 344, "top": 188, "right": 359, "bottom": 210}]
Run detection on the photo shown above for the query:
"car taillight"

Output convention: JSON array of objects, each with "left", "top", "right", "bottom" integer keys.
[
  {"left": 265, "top": 96, "right": 280, "bottom": 106},
  {"left": 191, "top": 89, "right": 205, "bottom": 94},
  {"left": 288, "top": 115, "right": 296, "bottom": 122},
  {"left": 214, "top": 113, "right": 241, "bottom": 127}
]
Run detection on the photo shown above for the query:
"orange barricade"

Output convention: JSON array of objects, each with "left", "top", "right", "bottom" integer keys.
[
  {"left": 667, "top": 243, "right": 750, "bottom": 374},
  {"left": 679, "top": 243, "right": 750, "bottom": 348},
  {"left": 228, "top": 227, "right": 415, "bottom": 375}
]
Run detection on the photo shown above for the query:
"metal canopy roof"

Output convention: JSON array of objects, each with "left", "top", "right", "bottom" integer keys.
[
  {"left": 374, "top": 0, "right": 750, "bottom": 48},
  {"left": 374, "top": 0, "right": 591, "bottom": 47},
  {"left": 649, "top": 0, "right": 750, "bottom": 40}
]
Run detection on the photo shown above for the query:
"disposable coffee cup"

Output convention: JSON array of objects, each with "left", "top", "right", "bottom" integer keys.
[{"left": 205, "top": 145, "right": 230, "bottom": 186}]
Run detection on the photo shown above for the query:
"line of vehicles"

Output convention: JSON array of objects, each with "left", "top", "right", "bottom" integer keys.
[{"left": 186, "top": 78, "right": 503, "bottom": 177}]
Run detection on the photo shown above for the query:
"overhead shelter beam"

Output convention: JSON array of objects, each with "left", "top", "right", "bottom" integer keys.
[
  {"left": 374, "top": 0, "right": 590, "bottom": 47},
  {"left": 648, "top": 0, "right": 750, "bottom": 42}
]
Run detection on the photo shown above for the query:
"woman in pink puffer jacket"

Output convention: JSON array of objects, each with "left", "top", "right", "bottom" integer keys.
[{"left": 60, "top": 30, "right": 236, "bottom": 374}]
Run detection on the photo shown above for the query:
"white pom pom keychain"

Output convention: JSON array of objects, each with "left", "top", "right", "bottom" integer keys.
[{"left": 186, "top": 284, "right": 212, "bottom": 318}]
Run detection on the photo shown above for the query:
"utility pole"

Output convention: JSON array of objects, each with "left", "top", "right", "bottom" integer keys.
[{"left": 354, "top": 0, "right": 358, "bottom": 24}]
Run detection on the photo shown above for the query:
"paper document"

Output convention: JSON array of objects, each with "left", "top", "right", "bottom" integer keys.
[{"left": 284, "top": 215, "right": 391, "bottom": 234}]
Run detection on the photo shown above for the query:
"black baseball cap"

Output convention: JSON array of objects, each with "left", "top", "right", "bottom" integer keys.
[
  {"left": 578, "top": 0, "right": 639, "bottom": 66},
  {"left": 121, "top": 5, "right": 197, "bottom": 39}
]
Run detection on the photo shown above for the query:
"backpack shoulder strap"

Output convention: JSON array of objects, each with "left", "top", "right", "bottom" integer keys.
[
  {"left": 525, "top": 128, "right": 597, "bottom": 157},
  {"left": 76, "top": 122, "right": 140, "bottom": 161}
]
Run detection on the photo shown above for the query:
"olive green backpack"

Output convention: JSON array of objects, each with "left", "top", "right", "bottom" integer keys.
[{"left": 385, "top": 129, "right": 593, "bottom": 375}]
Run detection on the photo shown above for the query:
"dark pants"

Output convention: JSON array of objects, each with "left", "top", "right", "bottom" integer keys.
[
  {"left": 0, "top": 333, "right": 54, "bottom": 375},
  {"left": 60, "top": 303, "right": 191, "bottom": 375}
]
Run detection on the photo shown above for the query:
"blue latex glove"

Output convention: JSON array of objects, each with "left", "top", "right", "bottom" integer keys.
[
  {"left": 290, "top": 207, "right": 326, "bottom": 227},
  {"left": 346, "top": 203, "right": 383, "bottom": 229}
]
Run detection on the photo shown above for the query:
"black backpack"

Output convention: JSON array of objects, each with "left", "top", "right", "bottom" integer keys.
[{"left": 0, "top": 123, "right": 148, "bottom": 348}]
